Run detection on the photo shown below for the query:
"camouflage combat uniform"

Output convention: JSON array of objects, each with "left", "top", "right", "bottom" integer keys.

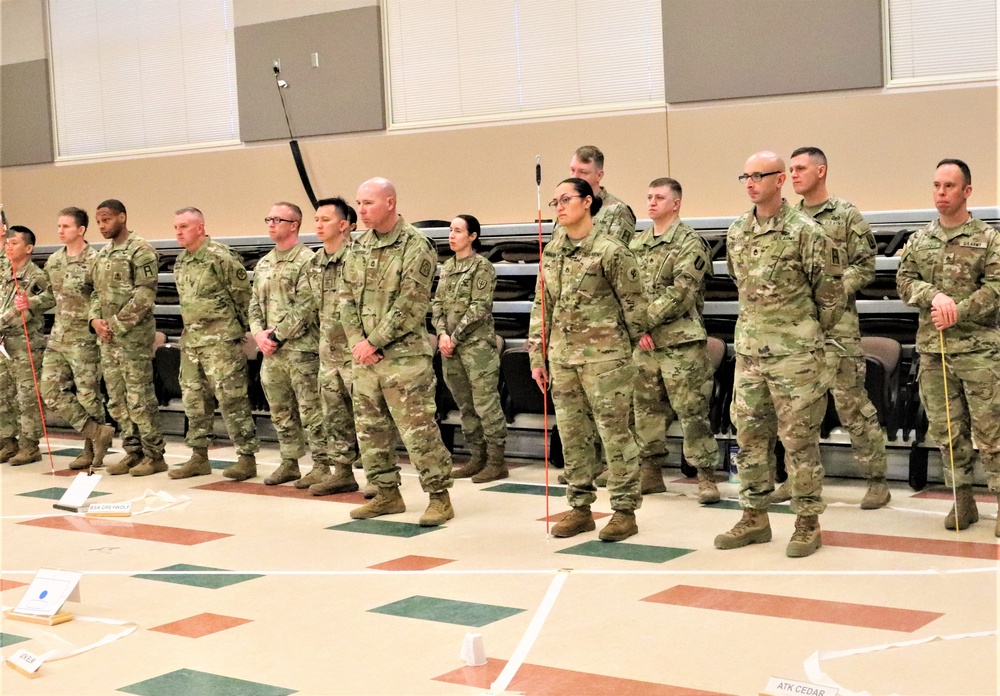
[
  {"left": 89, "top": 233, "right": 164, "bottom": 458},
  {"left": 40, "top": 244, "right": 104, "bottom": 432},
  {"left": 727, "top": 200, "right": 845, "bottom": 514},
  {"left": 0, "top": 255, "right": 19, "bottom": 443},
  {"left": 249, "top": 242, "right": 327, "bottom": 464},
  {"left": 340, "top": 217, "right": 453, "bottom": 492},
  {"left": 175, "top": 236, "right": 259, "bottom": 456},
  {"left": 630, "top": 220, "right": 719, "bottom": 475},
  {"left": 431, "top": 252, "right": 507, "bottom": 451},
  {"left": 529, "top": 227, "right": 648, "bottom": 511},
  {"left": 552, "top": 187, "right": 636, "bottom": 247},
  {"left": 0, "top": 260, "right": 54, "bottom": 444},
  {"left": 897, "top": 216, "right": 1000, "bottom": 493},
  {"left": 308, "top": 241, "right": 358, "bottom": 467},
  {"left": 800, "top": 197, "right": 887, "bottom": 479}
]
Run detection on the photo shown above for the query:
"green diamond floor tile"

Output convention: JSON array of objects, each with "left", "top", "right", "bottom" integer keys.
[
  {"left": 0, "top": 632, "right": 30, "bottom": 647},
  {"left": 713, "top": 499, "right": 794, "bottom": 514},
  {"left": 132, "top": 564, "right": 263, "bottom": 589},
  {"left": 370, "top": 595, "right": 525, "bottom": 627},
  {"left": 17, "top": 487, "right": 111, "bottom": 501},
  {"left": 326, "top": 519, "right": 443, "bottom": 537},
  {"left": 119, "top": 668, "right": 296, "bottom": 696},
  {"left": 557, "top": 540, "right": 695, "bottom": 563},
  {"left": 209, "top": 459, "right": 234, "bottom": 470},
  {"left": 482, "top": 482, "right": 566, "bottom": 496}
]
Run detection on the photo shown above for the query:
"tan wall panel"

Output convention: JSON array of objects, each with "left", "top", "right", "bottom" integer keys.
[
  {"left": 668, "top": 87, "right": 999, "bottom": 217},
  {"left": 1, "top": 111, "right": 669, "bottom": 245},
  {"left": 0, "top": 0, "right": 46, "bottom": 65},
  {"left": 234, "top": 0, "right": 375, "bottom": 27},
  {"left": 0, "top": 59, "right": 53, "bottom": 166}
]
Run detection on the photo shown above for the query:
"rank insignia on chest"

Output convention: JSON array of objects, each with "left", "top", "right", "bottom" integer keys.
[
  {"left": 324, "top": 278, "right": 335, "bottom": 291},
  {"left": 368, "top": 258, "right": 378, "bottom": 270},
  {"left": 113, "top": 271, "right": 123, "bottom": 282},
  {"left": 751, "top": 248, "right": 760, "bottom": 257}
]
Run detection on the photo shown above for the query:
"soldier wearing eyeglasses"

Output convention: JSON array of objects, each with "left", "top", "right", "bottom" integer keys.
[{"left": 715, "top": 151, "right": 844, "bottom": 558}]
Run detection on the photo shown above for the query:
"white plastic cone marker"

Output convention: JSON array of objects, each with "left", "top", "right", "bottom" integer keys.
[{"left": 460, "top": 632, "right": 487, "bottom": 666}]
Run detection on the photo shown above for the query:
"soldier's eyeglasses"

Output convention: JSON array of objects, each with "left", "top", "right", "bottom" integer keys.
[
  {"left": 548, "top": 195, "right": 583, "bottom": 209},
  {"left": 738, "top": 171, "right": 782, "bottom": 183},
  {"left": 264, "top": 217, "right": 296, "bottom": 225}
]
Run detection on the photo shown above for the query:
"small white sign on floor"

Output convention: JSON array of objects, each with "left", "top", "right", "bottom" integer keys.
[
  {"left": 12, "top": 568, "right": 81, "bottom": 617},
  {"left": 5, "top": 648, "right": 43, "bottom": 678},
  {"left": 761, "top": 677, "right": 838, "bottom": 696},
  {"left": 55, "top": 472, "right": 102, "bottom": 510}
]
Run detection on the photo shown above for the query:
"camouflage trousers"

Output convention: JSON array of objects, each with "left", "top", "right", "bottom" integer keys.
[
  {"left": 633, "top": 340, "right": 719, "bottom": 471},
  {"left": 918, "top": 350, "right": 1000, "bottom": 492},
  {"left": 0, "top": 351, "right": 20, "bottom": 439},
  {"left": 101, "top": 338, "right": 164, "bottom": 457},
  {"left": 550, "top": 357, "right": 641, "bottom": 512},
  {"left": 41, "top": 340, "right": 104, "bottom": 433},
  {"left": 827, "top": 351, "right": 887, "bottom": 479},
  {"left": 352, "top": 354, "right": 452, "bottom": 493},
  {"left": 732, "top": 350, "right": 828, "bottom": 515},
  {"left": 260, "top": 349, "right": 327, "bottom": 463},
  {"left": 319, "top": 351, "right": 358, "bottom": 467},
  {"left": 181, "top": 340, "right": 259, "bottom": 456},
  {"left": 5, "top": 336, "right": 45, "bottom": 442},
  {"left": 441, "top": 337, "right": 507, "bottom": 448}
]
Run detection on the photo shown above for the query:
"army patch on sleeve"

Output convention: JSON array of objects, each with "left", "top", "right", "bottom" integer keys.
[
  {"left": 477, "top": 278, "right": 487, "bottom": 290},
  {"left": 694, "top": 257, "right": 705, "bottom": 270},
  {"left": 866, "top": 233, "right": 877, "bottom": 250},
  {"left": 142, "top": 264, "right": 155, "bottom": 278},
  {"left": 237, "top": 268, "right": 247, "bottom": 280},
  {"left": 627, "top": 267, "right": 639, "bottom": 282},
  {"left": 419, "top": 259, "right": 432, "bottom": 277}
]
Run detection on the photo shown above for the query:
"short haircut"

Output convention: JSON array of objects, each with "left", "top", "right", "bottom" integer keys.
[
  {"left": 937, "top": 158, "right": 972, "bottom": 187},
  {"left": 174, "top": 206, "right": 204, "bottom": 219},
  {"left": 274, "top": 201, "right": 303, "bottom": 223},
  {"left": 97, "top": 199, "right": 127, "bottom": 215},
  {"left": 649, "top": 177, "right": 682, "bottom": 198},
  {"left": 9, "top": 225, "right": 36, "bottom": 246},
  {"left": 560, "top": 178, "right": 604, "bottom": 217},
  {"left": 790, "top": 146, "right": 827, "bottom": 167},
  {"left": 59, "top": 206, "right": 89, "bottom": 229},
  {"left": 1, "top": 208, "right": 7, "bottom": 229},
  {"left": 315, "top": 197, "right": 351, "bottom": 222},
  {"left": 574, "top": 145, "right": 605, "bottom": 170}
]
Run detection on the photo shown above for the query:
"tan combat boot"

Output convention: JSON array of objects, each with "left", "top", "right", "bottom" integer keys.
[
  {"left": 131, "top": 454, "right": 168, "bottom": 477},
  {"left": 81, "top": 420, "right": 115, "bottom": 468},
  {"left": 264, "top": 458, "right": 301, "bottom": 486},
  {"left": 420, "top": 490, "right": 455, "bottom": 527},
  {"left": 0, "top": 437, "right": 18, "bottom": 463},
  {"left": 69, "top": 439, "right": 95, "bottom": 471},
  {"left": 106, "top": 451, "right": 143, "bottom": 475},
  {"left": 222, "top": 454, "right": 257, "bottom": 481},
  {"left": 310, "top": 462, "right": 360, "bottom": 496},
  {"left": 599, "top": 510, "right": 638, "bottom": 542},
  {"left": 10, "top": 441, "right": 42, "bottom": 466},
  {"left": 294, "top": 462, "right": 331, "bottom": 489},
  {"left": 714, "top": 509, "right": 772, "bottom": 549},
  {"left": 471, "top": 443, "right": 508, "bottom": 483},
  {"left": 551, "top": 506, "right": 596, "bottom": 538},
  {"left": 363, "top": 482, "right": 378, "bottom": 499},
  {"left": 944, "top": 486, "right": 979, "bottom": 530},
  {"left": 786, "top": 514, "right": 822, "bottom": 557},
  {"left": 697, "top": 469, "right": 721, "bottom": 504},
  {"left": 769, "top": 480, "right": 792, "bottom": 504},
  {"left": 639, "top": 461, "right": 666, "bottom": 495},
  {"left": 452, "top": 441, "right": 487, "bottom": 479},
  {"left": 169, "top": 447, "right": 211, "bottom": 479},
  {"left": 350, "top": 486, "right": 405, "bottom": 519},
  {"left": 860, "top": 477, "right": 891, "bottom": 510}
]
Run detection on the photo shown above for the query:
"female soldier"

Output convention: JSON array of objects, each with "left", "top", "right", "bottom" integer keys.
[
  {"left": 432, "top": 215, "right": 508, "bottom": 483},
  {"left": 528, "top": 179, "right": 649, "bottom": 541}
]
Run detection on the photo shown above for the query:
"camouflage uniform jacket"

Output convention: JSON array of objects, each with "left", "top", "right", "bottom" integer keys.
[
  {"left": 249, "top": 242, "right": 318, "bottom": 353},
  {"left": 529, "top": 227, "right": 648, "bottom": 369},
  {"left": 340, "top": 216, "right": 436, "bottom": 359},
  {"left": 799, "top": 196, "right": 876, "bottom": 356},
  {"left": 897, "top": 216, "right": 1000, "bottom": 355},
  {"left": 727, "top": 200, "right": 845, "bottom": 357},
  {"left": 44, "top": 244, "right": 99, "bottom": 349},
  {"left": 175, "top": 236, "right": 250, "bottom": 348},
  {"left": 308, "top": 241, "right": 351, "bottom": 362},
  {"left": 630, "top": 219, "right": 710, "bottom": 348},
  {"left": 551, "top": 187, "right": 636, "bottom": 246},
  {"left": 431, "top": 252, "right": 497, "bottom": 345},
  {"left": 88, "top": 233, "right": 158, "bottom": 347},
  {"left": 0, "top": 260, "right": 53, "bottom": 339}
]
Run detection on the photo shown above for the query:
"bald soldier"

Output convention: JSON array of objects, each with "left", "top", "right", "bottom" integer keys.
[
  {"left": 715, "top": 151, "right": 844, "bottom": 558},
  {"left": 341, "top": 177, "right": 455, "bottom": 526}
]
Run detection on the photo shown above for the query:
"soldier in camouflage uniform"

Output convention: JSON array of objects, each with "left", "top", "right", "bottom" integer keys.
[
  {"left": 565, "top": 145, "right": 636, "bottom": 245},
  {"left": 432, "top": 214, "right": 508, "bottom": 483},
  {"left": 0, "top": 226, "right": 54, "bottom": 465},
  {"left": 90, "top": 199, "right": 166, "bottom": 476},
  {"left": 40, "top": 207, "right": 115, "bottom": 470},
  {"left": 168, "top": 208, "right": 259, "bottom": 480},
  {"left": 250, "top": 202, "right": 329, "bottom": 488},
  {"left": 529, "top": 178, "right": 649, "bottom": 542},
  {"left": 777, "top": 147, "right": 890, "bottom": 509},
  {"left": 0, "top": 211, "right": 22, "bottom": 463},
  {"left": 631, "top": 178, "right": 721, "bottom": 503},
  {"left": 714, "top": 152, "right": 845, "bottom": 558},
  {"left": 305, "top": 197, "right": 361, "bottom": 496},
  {"left": 342, "top": 177, "right": 455, "bottom": 527},
  {"left": 897, "top": 159, "right": 1000, "bottom": 536}
]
